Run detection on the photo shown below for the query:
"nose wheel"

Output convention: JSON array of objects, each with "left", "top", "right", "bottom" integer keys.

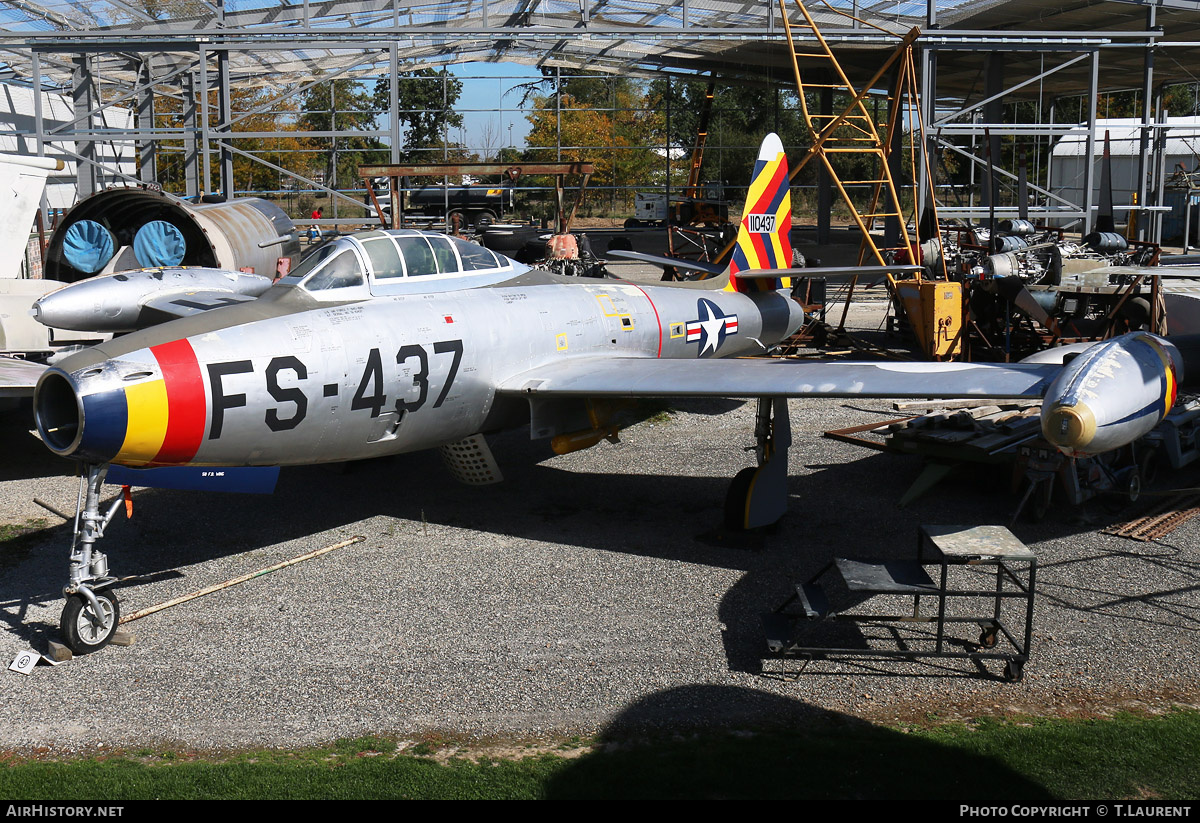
[{"left": 60, "top": 590, "right": 121, "bottom": 654}]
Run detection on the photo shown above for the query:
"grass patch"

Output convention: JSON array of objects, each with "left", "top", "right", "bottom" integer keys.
[
  {"left": 0, "top": 518, "right": 51, "bottom": 543},
  {"left": 1, "top": 711, "right": 1197, "bottom": 799},
  {"left": 0, "top": 517, "right": 52, "bottom": 572}
]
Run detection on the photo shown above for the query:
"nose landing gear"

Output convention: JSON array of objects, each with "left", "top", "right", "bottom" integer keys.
[{"left": 59, "top": 463, "right": 124, "bottom": 654}]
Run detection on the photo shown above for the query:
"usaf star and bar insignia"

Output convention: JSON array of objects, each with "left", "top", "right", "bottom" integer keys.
[{"left": 685, "top": 298, "right": 738, "bottom": 357}]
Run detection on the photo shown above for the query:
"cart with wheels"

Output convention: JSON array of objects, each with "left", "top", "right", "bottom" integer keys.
[{"left": 763, "top": 524, "right": 1036, "bottom": 680}]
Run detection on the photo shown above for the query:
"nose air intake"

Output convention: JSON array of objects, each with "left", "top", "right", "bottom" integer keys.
[{"left": 35, "top": 370, "right": 85, "bottom": 456}]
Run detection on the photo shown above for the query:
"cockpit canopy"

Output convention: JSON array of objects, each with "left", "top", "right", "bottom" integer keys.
[{"left": 280, "top": 229, "right": 524, "bottom": 297}]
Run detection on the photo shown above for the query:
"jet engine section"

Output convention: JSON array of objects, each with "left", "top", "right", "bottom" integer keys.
[{"left": 43, "top": 189, "right": 299, "bottom": 283}]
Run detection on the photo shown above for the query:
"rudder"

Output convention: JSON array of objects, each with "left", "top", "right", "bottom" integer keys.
[{"left": 728, "top": 133, "right": 793, "bottom": 292}]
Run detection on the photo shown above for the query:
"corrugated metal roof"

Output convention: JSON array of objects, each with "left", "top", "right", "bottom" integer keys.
[{"left": 0, "top": 0, "right": 1193, "bottom": 98}]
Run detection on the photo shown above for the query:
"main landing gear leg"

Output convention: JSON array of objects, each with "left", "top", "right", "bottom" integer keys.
[
  {"left": 60, "top": 463, "right": 123, "bottom": 654},
  {"left": 724, "top": 397, "right": 792, "bottom": 530}
]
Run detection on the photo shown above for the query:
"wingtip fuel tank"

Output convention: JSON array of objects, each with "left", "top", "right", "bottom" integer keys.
[{"left": 1040, "top": 332, "right": 1181, "bottom": 457}]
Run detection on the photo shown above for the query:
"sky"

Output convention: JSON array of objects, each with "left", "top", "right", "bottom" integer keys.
[{"left": 445, "top": 62, "right": 543, "bottom": 156}]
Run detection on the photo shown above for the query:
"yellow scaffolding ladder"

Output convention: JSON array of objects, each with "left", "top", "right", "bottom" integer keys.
[{"left": 780, "top": 0, "right": 921, "bottom": 268}]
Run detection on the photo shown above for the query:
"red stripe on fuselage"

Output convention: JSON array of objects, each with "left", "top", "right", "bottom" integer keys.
[
  {"left": 151, "top": 338, "right": 208, "bottom": 465},
  {"left": 626, "top": 282, "right": 663, "bottom": 357}
]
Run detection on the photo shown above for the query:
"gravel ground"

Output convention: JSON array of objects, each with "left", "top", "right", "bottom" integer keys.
[{"left": 1, "top": 265, "right": 1198, "bottom": 756}]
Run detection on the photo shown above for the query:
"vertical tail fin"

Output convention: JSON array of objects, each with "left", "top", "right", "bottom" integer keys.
[
  {"left": 728, "top": 133, "right": 793, "bottom": 292},
  {"left": 1096, "top": 130, "right": 1116, "bottom": 234}
]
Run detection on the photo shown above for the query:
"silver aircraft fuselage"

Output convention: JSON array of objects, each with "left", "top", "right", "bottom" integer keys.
[{"left": 34, "top": 237, "right": 805, "bottom": 468}]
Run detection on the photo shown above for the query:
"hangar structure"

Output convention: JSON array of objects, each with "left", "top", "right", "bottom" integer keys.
[{"left": 0, "top": 0, "right": 1199, "bottom": 241}]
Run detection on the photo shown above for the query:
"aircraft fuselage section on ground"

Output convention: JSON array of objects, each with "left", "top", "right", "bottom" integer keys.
[{"left": 37, "top": 273, "right": 804, "bottom": 467}]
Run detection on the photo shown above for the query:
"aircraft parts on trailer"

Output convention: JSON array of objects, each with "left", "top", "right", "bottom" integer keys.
[{"left": 43, "top": 188, "right": 299, "bottom": 284}]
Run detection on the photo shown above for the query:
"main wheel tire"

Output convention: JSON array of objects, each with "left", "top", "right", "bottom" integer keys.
[
  {"left": 1125, "top": 468, "right": 1142, "bottom": 504},
  {"left": 724, "top": 466, "right": 758, "bottom": 531},
  {"left": 61, "top": 591, "right": 120, "bottom": 654},
  {"left": 1139, "top": 449, "right": 1160, "bottom": 487}
]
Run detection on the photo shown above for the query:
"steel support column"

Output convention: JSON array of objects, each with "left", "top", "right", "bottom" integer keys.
[
  {"left": 1152, "top": 87, "right": 1169, "bottom": 244},
  {"left": 135, "top": 57, "right": 157, "bottom": 185},
  {"left": 389, "top": 44, "right": 400, "bottom": 164},
  {"left": 199, "top": 48, "right": 211, "bottom": 195},
  {"left": 71, "top": 54, "right": 97, "bottom": 197},
  {"left": 1083, "top": 50, "right": 1100, "bottom": 235},
  {"left": 885, "top": 70, "right": 903, "bottom": 246},
  {"left": 217, "top": 48, "right": 234, "bottom": 198},
  {"left": 917, "top": 43, "right": 936, "bottom": 224},
  {"left": 1136, "top": 4, "right": 1157, "bottom": 241},
  {"left": 983, "top": 52, "right": 1003, "bottom": 217}
]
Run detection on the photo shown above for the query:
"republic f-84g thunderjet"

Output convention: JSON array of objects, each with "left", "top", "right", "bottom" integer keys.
[{"left": 23, "top": 134, "right": 1189, "bottom": 653}]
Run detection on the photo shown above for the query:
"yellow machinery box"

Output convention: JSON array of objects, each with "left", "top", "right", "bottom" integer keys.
[{"left": 894, "top": 279, "right": 963, "bottom": 360}]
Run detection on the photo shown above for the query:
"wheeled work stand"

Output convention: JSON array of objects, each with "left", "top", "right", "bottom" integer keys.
[{"left": 763, "top": 525, "right": 1036, "bottom": 681}]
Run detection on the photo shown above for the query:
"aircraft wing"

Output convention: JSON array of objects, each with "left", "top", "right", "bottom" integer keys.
[
  {"left": 137, "top": 291, "right": 262, "bottom": 326},
  {"left": 496, "top": 356, "right": 1061, "bottom": 400},
  {"left": 0, "top": 356, "right": 47, "bottom": 398}
]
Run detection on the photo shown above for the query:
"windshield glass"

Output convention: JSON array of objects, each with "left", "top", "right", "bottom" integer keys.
[
  {"left": 302, "top": 249, "right": 365, "bottom": 290},
  {"left": 281, "top": 244, "right": 337, "bottom": 283}
]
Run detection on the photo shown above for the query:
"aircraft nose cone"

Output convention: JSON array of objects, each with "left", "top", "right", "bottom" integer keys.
[{"left": 1041, "top": 402, "right": 1097, "bottom": 454}]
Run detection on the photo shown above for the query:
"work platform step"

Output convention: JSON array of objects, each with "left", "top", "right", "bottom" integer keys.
[
  {"left": 762, "top": 612, "right": 798, "bottom": 654},
  {"left": 835, "top": 558, "right": 937, "bottom": 594},
  {"left": 794, "top": 581, "right": 830, "bottom": 619}
]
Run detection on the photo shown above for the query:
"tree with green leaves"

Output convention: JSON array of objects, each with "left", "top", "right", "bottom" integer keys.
[
  {"left": 298, "top": 76, "right": 387, "bottom": 192},
  {"left": 648, "top": 78, "right": 809, "bottom": 192},
  {"left": 371, "top": 69, "right": 465, "bottom": 162},
  {"left": 524, "top": 71, "right": 663, "bottom": 212}
]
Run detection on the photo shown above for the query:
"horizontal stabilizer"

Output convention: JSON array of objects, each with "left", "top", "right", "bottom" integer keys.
[
  {"left": 736, "top": 264, "right": 926, "bottom": 281},
  {"left": 105, "top": 465, "right": 280, "bottom": 494},
  {"left": 607, "top": 249, "right": 725, "bottom": 275}
]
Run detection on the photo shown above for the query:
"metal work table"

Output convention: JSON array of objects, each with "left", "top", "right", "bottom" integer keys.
[{"left": 763, "top": 524, "right": 1036, "bottom": 681}]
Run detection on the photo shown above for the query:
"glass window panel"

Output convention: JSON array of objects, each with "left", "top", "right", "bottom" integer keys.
[
  {"left": 395, "top": 235, "right": 439, "bottom": 276},
  {"left": 361, "top": 236, "right": 405, "bottom": 279},
  {"left": 452, "top": 237, "right": 502, "bottom": 271},
  {"left": 427, "top": 235, "right": 459, "bottom": 274},
  {"left": 281, "top": 243, "right": 336, "bottom": 283}
]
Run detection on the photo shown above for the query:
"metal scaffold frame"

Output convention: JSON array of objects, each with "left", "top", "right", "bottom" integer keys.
[{"left": 0, "top": 1, "right": 1194, "bottom": 243}]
